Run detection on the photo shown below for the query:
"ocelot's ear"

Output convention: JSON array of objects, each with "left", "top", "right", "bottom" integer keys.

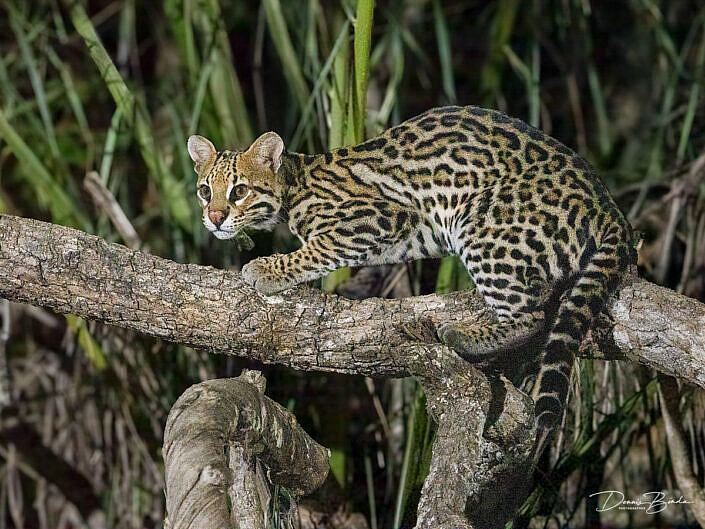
[
  {"left": 247, "top": 132, "right": 284, "bottom": 173},
  {"left": 187, "top": 135, "right": 216, "bottom": 174}
]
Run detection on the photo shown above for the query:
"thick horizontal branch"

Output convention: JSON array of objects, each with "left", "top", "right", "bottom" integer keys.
[{"left": 1, "top": 215, "right": 704, "bottom": 386}]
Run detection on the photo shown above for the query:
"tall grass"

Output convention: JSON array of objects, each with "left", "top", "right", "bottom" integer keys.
[
  {"left": 65, "top": 0, "right": 194, "bottom": 232},
  {"left": 0, "top": 1, "right": 704, "bottom": 527}
]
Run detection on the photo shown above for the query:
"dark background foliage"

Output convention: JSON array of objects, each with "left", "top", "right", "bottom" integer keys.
[{"left": 1, "top": 0, "right": 704, "bottom": 527}]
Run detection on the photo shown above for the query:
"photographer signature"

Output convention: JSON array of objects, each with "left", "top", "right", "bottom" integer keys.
[{"left": 589, "top": 491, "right": 692, "bottom": 514}]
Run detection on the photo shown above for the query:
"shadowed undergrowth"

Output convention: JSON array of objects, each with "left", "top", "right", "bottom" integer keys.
[{"left": 0, "top": 1, "right": 704, "bottom": 527}]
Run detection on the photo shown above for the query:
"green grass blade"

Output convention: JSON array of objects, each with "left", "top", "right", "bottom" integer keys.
[
  {"left": 352, "top": 0, "right": 374, "bottom": 142},
  {"left": 188, "top": 52, "right": 214, "bottom": 135},
  {"left": 503, "top": 44, "right": 540, "bottom": 127},
  {"left": 376, "top": 30, "right": 404, "bottom": 127},
  {"left": 303, "top": 0, "right": 321, "bottom": 76},
  {"left": 99, "top": 110, "right": 122, "bottom": 185},
  {"left": 208, "top": 48, "right": 246, "bottom": 144},
  {"left": 63, "top": 2, "right": 136, "bottom": 127},
  {"left": 0, "top": 50, "right": 18, "bottom": 110},
  {"left": 321, "top": 267, "right": 352, "bottom": 292},
  {"left": 65, "top": 315, "right": 107, "bottom": 370},
  {"left": 173, "top": 0, "right": 253, "bottom": 145},
  {"left": 436, "top": 255, "right": 472, "bottom": 294},
  {"left": 435, "top": 255, "right": 457, "bottom": 294},
  {"left": 263, "top": 0, "right": 310, "bottom": 111},
  {"left": 64, "top": 0, "right": 194, "bottom": 231},
  {"left": 7, "top": 5, "right": 60, "bottom": 158},
  {"left": 433, "top": 0, "right": 456, "bottom": 105},
  {"left": 586, "top": 63, "right": 611, "bottom": 158},
  {"left": 364, "top": 451, "right": 378, "bottom": 529},
  {"left": 480, "top": 0, "right": 521, "bottom": 104},
  {"left": 44, "top": 46, "right": 94, "bottom": 151},
  {"left": 677, "top": 21, "right": 705, "bottom": 161},
  {"left": 116, "top": 0, "right": 135, "bottom": 71},
  {"left": 328, "top": 13, "right": 351, "bottom": 149},
  {"left": 320, "top": 16, "right": 353, "bottom": 292},
  {"left": 0, "top": 108, "right": 88, "bottom": 228},
  {"left": 627, "top": 12, "right": 699, "bottom": 219},
  {"left": 393, "top": 385, "right": 432, "bottom": 528},
  {"left": 49, "top": 0, "right": 69, "bottom": 42},
  {"left": 0, "top": 51, "right": 49, "bottom": 138},
  {"left": 528, "top": 0, "right": 541, "bottom": 128},
  {"left": 456, "top": 259, "right": 473, "bottom": 290},
  {"left": 182, "top": 0, "right": 199, "bottom": 83},
  {"left": 290, "top": 18, "right": 351, "bottom": 151},
  {"left": 163, "top": 0, "right": 199, "bottom": 85},
  {"left": 203, "top": 1, "right": 254, "bottom": 145}
]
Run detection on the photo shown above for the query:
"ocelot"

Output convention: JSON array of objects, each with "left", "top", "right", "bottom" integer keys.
[{"left": 188, "top": 105, "right": 636, "bottom": 451}]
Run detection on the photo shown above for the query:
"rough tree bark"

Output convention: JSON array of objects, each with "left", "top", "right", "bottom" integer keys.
[
  {"left": 163, "top": 370, "right": 329, "bottom": 529},
  {"left": 1, "top": 215, "right": 703, "bottom": 384},
  {"left": 2, "top": 214, "right": 705, "bottom": 527},
  {"left": 404, "top": 344, "right": 536, "bottom": 529}
]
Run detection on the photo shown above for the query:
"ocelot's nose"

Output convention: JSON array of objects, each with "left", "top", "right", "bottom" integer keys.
[{"left": 208, "top": 208, "right": 228, "bottom": 227}]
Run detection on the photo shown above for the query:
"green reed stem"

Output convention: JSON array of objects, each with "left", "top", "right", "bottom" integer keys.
[{"left": 352, "top": 0, "right": 374, "bottom": 142}]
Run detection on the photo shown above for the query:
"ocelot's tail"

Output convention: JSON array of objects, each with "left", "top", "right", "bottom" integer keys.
[{"left": 533, "top": 226, "right": 633, "bottom": 458}]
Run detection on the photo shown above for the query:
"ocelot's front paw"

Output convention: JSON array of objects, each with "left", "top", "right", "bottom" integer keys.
[{"left": 241, "top": 257, "right": 294, "bottom": 295}]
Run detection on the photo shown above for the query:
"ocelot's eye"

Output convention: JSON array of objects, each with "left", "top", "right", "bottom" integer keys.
[
  {"left": 199, "top": 185, "right": 211, "bottom": 201},
  {"left": 230, "top": 184, "right": 249, "bottom": 202}
]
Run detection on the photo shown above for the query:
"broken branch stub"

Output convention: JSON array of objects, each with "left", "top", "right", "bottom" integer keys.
[{"left": 163, "top": 371, "right": 329, "bottom": 529}]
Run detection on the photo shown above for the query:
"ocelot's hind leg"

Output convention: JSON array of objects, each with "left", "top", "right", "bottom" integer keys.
[
  {"left": 437, "top": 312, "right": 544, "bottom": 362},
  {"left": 440, "top": 241, "right": 550, "bottom": 362}
]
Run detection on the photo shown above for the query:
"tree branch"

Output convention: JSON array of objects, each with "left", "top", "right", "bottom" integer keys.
[
  {"left": 4, "top": 215, "right": 705, "bottom": 526},
  {"left": 408, "top": 346, "right": 535, "bottom": 529},
  {"left": 1, "top": 215, "right": 703, "bottom": 385},
  {"left": 163, "top": 371, "right": 329, "bottom": 529}
]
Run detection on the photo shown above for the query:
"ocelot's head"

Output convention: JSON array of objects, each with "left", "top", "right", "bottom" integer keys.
[{"left": 187, "top": 133, "right": 286, "bottom": 240}]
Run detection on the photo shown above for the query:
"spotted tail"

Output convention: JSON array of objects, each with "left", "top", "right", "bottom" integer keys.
[{"left": 533, "top": 227, "right": 633, "bottom": 455}]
